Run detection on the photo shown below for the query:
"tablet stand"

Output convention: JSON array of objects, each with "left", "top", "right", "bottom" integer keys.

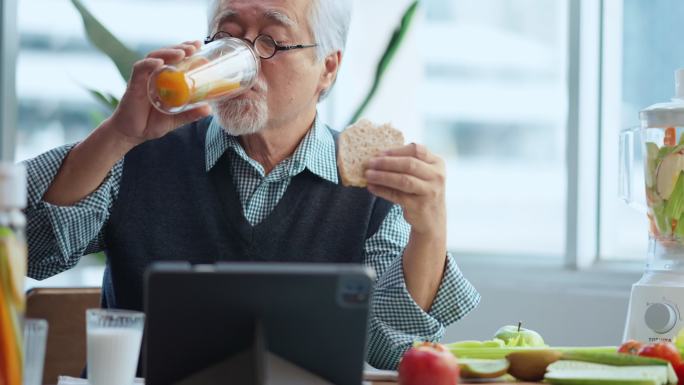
[{"left": 173, "top": 320, "right": 334, "bottom": 385}]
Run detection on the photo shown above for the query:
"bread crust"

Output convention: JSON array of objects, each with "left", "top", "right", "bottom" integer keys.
[{"left": 337, "top": 119, "right": 405, "bottom": 187}]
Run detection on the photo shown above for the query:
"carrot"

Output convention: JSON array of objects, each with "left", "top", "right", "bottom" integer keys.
[
  {"left": 0, "top": 246, "right": 21, "bottom": 385},
  {"left": 0, "top": 329, "right": 6, "bottom": 385},
  {"left": 665, "top": 127, "right": 677, "bottom": 147},
  {"left": 0, "top": 280, "right": 21, "bottom": 385},
  {"left": 0, "top": 248, "right": 8, "bottom": 385},
  {"left": 155, "top": 70, "right": 191, "bottom": 108},
  {"left": 647, "top": 213, "right": 659, "bottom": 236}
]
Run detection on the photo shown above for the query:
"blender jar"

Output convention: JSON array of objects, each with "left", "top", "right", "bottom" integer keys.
[{"left": 621, "top": 69, "right": 684, "bottom": 271}]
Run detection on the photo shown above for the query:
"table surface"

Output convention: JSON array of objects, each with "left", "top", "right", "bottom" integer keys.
[
  {"left": 371, "top": 382, "right": 537, "bottom": 385},
  {"left": 49, "top": 379, "right": 536, "bottom": 384},
  {"left": 50, "top": 374, "right": 536, "bottom": 384}
]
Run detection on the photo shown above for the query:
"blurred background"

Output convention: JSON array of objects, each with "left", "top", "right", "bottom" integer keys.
[{"left": 9, "top": 0, "right": 684, "bottom": 346}]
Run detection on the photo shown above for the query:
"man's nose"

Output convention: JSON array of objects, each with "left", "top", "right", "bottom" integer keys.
[{"left": 242, "top": 31, "right": 260, "bottom": 44}]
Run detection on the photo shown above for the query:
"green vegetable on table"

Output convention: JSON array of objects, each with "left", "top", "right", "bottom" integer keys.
[{"left": 447, "top": 345, "right": 618, "bottom": 360}]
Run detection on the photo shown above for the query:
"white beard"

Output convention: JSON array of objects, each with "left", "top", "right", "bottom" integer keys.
[{"left": 210, "top": 77, "right": 268, "bottom": 136}]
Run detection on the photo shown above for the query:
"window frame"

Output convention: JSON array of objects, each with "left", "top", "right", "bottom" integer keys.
[
  {"left": 0, "top": 0, "right": 18, "bottom": 161},
  {"left": 598, "top": 0, "right": 636, "bottom": 264},
  {"left": 542, "top": 0, "right": 642, "bottom": 268},
  {"left": 565, "top": 0, "right": 603, "bottom": 269}
]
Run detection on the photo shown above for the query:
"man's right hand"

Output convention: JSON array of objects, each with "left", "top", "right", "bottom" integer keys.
[
  {"left": 106, "top": 41, "right": 212, "bottom": 148},
  {"left": 42, "top": 41, "right": 212, "bottom": 207}
]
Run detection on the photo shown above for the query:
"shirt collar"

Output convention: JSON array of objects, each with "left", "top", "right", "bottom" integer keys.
[{"left": 205, "top": 115, "right": 339, "bottom": 184}]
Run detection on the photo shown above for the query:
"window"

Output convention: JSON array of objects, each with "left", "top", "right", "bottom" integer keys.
[
  {"left": 421, "top": 0, "right": 569, "bottom": 257},
  {"left": 11, "top": 0, "right": 680, "bottom": 285},
  {"left": 17, "top": 0, "right": 208, "bottom": 288},
  {"left": 599, "top": 0, "right": 684, "bottom": 260},
  {"left": 16, "top": 0, "right": 207, "bottom": 162},
  {"left": 327, "top": 0, "right": 569, "bottom": 258}
]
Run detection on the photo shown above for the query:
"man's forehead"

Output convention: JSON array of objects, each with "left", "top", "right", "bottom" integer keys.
[
  {"left": 215, "top": 8, "right": 297, "bottom": 28},
  {"left": 213, "top": 0, "right": 309, "bottom": 27}
]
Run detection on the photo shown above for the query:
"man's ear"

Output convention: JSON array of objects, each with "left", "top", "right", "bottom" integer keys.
[{"left": 318, "top": 51, "right": 342, "bottom": 95}]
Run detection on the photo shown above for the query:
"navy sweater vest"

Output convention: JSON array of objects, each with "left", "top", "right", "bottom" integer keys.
[{"left": 101, "top": 117, "right": 393, "bottom": 310}]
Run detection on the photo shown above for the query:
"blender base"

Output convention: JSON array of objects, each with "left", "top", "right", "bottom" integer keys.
[{"left": 623, "top": 271, "right": 684, "bottom": 343}]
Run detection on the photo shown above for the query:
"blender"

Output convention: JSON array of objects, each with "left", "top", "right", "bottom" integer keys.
[{"left": 622, "top": 69, "right": 684, "bottom": 343}]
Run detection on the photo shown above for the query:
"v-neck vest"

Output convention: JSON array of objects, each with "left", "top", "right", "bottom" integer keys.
[{"left": 101, "top": 117, "right": 393, "bottom": 311}]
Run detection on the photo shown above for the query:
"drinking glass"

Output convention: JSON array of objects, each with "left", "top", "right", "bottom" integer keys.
[
  {"left": 148, "top": 37, "right": 260, "bottom": 114},
  {"left": 86, "top": 309, "right": 145, "bottom": 385}
]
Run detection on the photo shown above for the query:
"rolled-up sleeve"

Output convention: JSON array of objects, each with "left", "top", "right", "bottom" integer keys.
[
  {"left": 363, "top": 204, "right": 481, "bottom": 369},
  {"left": 23, "top": 144, "right": 123, "bottom": 280}
]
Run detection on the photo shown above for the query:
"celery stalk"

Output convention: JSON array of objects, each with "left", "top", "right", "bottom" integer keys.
[
  {"left": 646, "top": 143, "right": 660, "bottom": 188},
  {"left": 654, "top": 203, "right": 670, "bottom": 236},
  {"left": 448, "top": 346, "right": 618, "bottom": 360},
  {"left": 665, "top": 172, "right": 684, "bottom": 223}
]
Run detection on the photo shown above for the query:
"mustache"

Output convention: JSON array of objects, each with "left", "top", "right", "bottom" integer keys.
[
  {"left": 212, "top": 76, "right": 267, "bottom": 108},
  {"left": 249, "top": 76, "right": 268, "bottom": 94}
]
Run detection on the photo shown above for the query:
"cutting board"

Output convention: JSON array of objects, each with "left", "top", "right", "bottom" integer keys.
[{"left": 371, "top": 380, "right": 541, "bottom": 385}]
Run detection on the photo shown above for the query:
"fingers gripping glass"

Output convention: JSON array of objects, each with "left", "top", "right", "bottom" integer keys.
[
  {"left": 147, "top": 37, "right": 260, "bottom": 114},
  {"left": 205, "top": 32, "right": 317, "bottom": 59}
]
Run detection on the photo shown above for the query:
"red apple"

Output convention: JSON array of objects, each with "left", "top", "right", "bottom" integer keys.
[
  {"left": 637, "top": 341, "right": 681, "bottom": 367},
  {"left": 398, "top": 342, "right": 460, "bottom": 385},
  {"left": 618, "top": 339, "right": 644, "bottom": 355},
  {"left": 675, "top": 362, "right": 684, "bottom": 384}
]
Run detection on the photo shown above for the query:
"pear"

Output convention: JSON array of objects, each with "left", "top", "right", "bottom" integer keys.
[
  {"left": 655, "top": 152, "right": 684, "bottom": 200},
  {"left": 506, "top": 350, "right": 563, "bottom": 381}
]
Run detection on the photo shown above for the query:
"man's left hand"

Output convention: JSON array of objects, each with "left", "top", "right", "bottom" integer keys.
[{"left": 365, "top": 143, "right": 447, "bottom": 238}]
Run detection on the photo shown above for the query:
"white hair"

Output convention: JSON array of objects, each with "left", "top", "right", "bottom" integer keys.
[
  {"left": 308, "top": 0, "right": 352, "bottom": 62},
  {"left": 207, "top": 0, "right": 352, "bottom": 99},
  {"left": 210, "top": 77, "right": 269, "bottom": 136}
]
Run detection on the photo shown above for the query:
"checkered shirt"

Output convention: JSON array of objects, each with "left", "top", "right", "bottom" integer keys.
[{"left": 22, "top": 115, "right": 480, "bottom": 369}]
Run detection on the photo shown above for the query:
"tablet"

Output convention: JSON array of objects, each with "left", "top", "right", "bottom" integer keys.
[{"left": 143, "top": 262, "right": 375, "bottom": 385}]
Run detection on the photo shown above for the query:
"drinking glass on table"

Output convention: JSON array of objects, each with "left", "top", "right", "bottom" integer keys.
[
  {"left": 86, "top": 309, "right": 145, "bottom": 385},
  {"left": 23, "top": 318, "right": 48, "bottom": 385}
]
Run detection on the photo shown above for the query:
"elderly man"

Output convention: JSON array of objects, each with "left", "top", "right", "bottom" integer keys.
[{"left": 24, "top": 0, "right": 479, "bottom": 369}]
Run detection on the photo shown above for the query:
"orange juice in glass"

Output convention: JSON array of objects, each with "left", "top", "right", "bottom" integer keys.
[
  {"left": 148, "top": 37, "right": 260, "bottom": 114},
  {"left": 0, "top": 164, "right": 27, "bottom": 385}
]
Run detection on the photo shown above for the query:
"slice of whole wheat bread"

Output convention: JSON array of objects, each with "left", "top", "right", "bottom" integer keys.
[{"left": 337, "top": 119, "right": 405, "bottom": 187}]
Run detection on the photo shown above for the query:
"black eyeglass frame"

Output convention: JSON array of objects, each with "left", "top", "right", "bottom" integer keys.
[{"left": 204, "top": 32, "right": 317, "bottom": 59}]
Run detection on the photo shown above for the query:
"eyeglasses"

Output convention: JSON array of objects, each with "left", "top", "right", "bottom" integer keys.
[{"left": 204, "top": 32, "right": 317, "bottom": 60}]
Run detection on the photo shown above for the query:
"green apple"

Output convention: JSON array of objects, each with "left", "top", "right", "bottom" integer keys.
[
  {"left": 675, "top": 327, "right": 684, "bottom": 350},
  {"left": 494, "top": 322, "right": 546, "bottom": 347}
]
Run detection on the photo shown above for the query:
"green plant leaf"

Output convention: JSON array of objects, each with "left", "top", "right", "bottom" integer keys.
[
  {"left": 70, "top": 0, "right": 142, "bottom": 81},
  {"left": 88, "top": 110, "right": 108, "bottom": 128},
  {"left": 85, "top": 88, "right": 120, "bottom": 111},
  {"left": 348, "top": 1, "right": 420, "bottom": 125}
]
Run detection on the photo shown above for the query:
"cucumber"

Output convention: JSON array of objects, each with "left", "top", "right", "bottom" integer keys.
[
  {"left": 458, "top": 358, "right": 509, "bottom": 379},
  {"left": 545, "top": 360, "right": 676, "bottom": 385},
  {"left": 561, "top": 351, "right": 670, "bottom": 367}
]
